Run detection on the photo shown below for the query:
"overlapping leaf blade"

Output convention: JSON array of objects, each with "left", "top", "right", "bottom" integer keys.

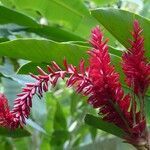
[
  {"left": 0, "top": 5, "right": 84, "bottom": 42},
  {"left": 85, "top": 114, "right": 125, "bottom": 138}
]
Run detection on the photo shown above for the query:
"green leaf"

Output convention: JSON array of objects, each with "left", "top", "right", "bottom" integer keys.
[
  {"left": 145, "top": 97, "right": 150, "bottom": 123},
  {"left": 0, "top": 37, "right": 8, "bottom": 43},
  {"left": 17, "top": 62, "right": 48, "bottom": 74},
  {"left": 4, "top": 140, "right": 13, "bottom": 150},
  {"left": 53, "top": 101, "right": 67, "bottom": 130},
  {"left": 0, "top": 5, "right": 37, "bottom": 27},
  {"left": 0, "top": 39, "right": 89, "bottom": 65},
  {"left": 84, "top": 114, "right": 125, "bottom": 138},
  {"left": 89, "top": 126, "right": 97, "bottom": 141},
  {"left": 50, "top": 130, "right": 69, "bottom": 148},
  {"left": 0, "top": 127, "right": 31, "bottom": 138},
  {"left": 140, "top": 0, "right": 150, "bottom": 19},
  {"left": 0, "top": 5, "right": 84, "bottom": 42},
  {"left": 91, "top": 8, "right": 150, "bottom": 59},
  {"left": 0, "top": 0, "right": 100, "bottom": 40},
  {"left": 70, "top": 93, "right": 81, "bottom": 116},
  {"left": 6, "top": 0, "right": 90, "bottom": 30},
  {"left": 25, "top": 26, "right": 85, "bottom": 42}
]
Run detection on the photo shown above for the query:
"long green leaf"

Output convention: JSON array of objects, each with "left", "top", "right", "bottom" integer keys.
[
  {"left": 25, "top": 26, "right": 85, "bottom": 42},
  {"left": 17, "top": 45, "right": 122, "bottom": 74},
  {"left": 0, "top": 39, "right": 89, "bottom": 66},
  {"left": 0, "top": 0, "right": 101, "bottom": 39},
  {"left": 91, "top": 8, "right": 150, "bottom": 59},
  {"left": 84, "top": 114, "right": 125, "bottom": 138},
  {"left": 0, "top": 5, "right": 84, "bottom": 42},
  {"left": 0, "top": 39, "right": 122, "bottom": 68},
  {"left": 4, "top": 0, "right": 90, "bottom": 30}
]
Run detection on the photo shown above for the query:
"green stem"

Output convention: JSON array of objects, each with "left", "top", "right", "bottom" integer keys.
[
  {"left": 132, "top": 93, "right": 136, "bottom": 126},
  {"left": 139, "top": 94, "right": 145, "bottom": 121}
]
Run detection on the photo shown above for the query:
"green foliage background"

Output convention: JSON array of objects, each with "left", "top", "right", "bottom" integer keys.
[{"left": 0, "top": 0, "right": 149, "bottom": 149}]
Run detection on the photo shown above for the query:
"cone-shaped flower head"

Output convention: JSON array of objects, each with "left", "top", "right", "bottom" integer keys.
[{"left": 122, "top": 20, "right": 150, "bottom": 97}]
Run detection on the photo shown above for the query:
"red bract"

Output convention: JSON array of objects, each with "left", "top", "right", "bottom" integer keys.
[
  {"left": 0, "top": 94, "right": 14, "bottom": 128},
  {"left": 122, "top": 20, "right": 150, "bottom": 97},
  {"left": 0, "top": 21, "right": 148, "bottom": 141}
]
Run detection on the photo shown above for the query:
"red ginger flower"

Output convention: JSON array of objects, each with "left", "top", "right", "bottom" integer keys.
[
  {"left": 87, "top": 27, "right": 145, "bottom": 137},
  {"left": 122, "top": 20, "right": 150, "bottom": 97},
  {"left": 0, "top": 21, "right": 147, "bottom": 140}
]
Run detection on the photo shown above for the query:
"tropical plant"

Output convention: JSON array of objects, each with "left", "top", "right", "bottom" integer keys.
[{"left": 0, "top": 0, "right": 149, "bottom": 150}]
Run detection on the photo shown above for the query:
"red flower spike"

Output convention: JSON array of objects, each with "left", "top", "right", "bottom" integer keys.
[
  {"left": 87, "top": 26, "right": 144, "bottom": 136},
  {"left": 122, "top": 20, "right": 150, "bottom": 97}
]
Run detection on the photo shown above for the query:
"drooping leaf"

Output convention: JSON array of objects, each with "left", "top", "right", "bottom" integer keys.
[{"left": 84, "top": 114, "right": 125, "bottom": 138}]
